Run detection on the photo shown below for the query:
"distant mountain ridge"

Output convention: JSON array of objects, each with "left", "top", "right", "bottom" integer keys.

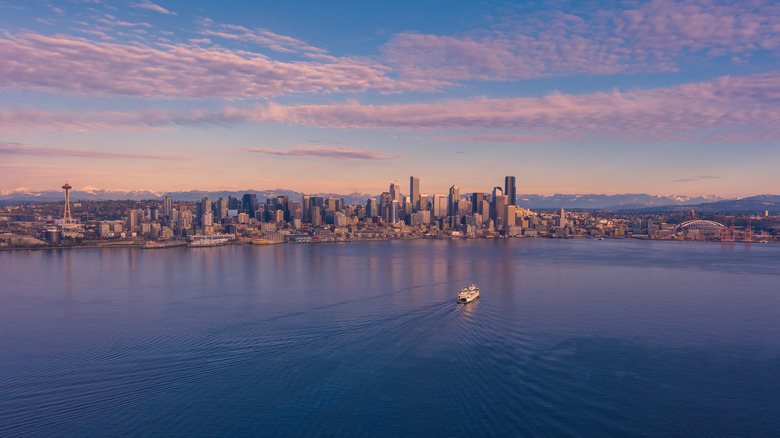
[
  {"left": 0, "top": 188, "right": 370, "bottom": 204},
  {"left": 0, "top": 187, "right": 737, "bottom": 210},
  {"left": 514, "top": 193, "right": 725, "bottom": 210},
  {"left": 624, "top": 195, "right": 780, "bottom": 215}
]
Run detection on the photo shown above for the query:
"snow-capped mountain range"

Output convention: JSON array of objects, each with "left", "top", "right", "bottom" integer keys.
[{"left": 0, "top": 186, "right": 733, "bottom": 210}]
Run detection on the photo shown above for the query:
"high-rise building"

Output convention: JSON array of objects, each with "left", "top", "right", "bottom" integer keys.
[
  {"left": 471, "top": 192, "right": 488, "bottom": 215},
  {"left": 493, "top": 194, "right": 508, "bottom": 229},
  {"left": 242, "top": 194, "right": 258, "bottom": 215},
  {"left": 410, "top": 176, "right": 420, "bottom": 211},
  {"left": 302, "top": 195, "right": 311, "bottom": 222},
  {"left": 390, "top": 200, "right": 400, "bottom": 224},
  {"left": 380, "top": 192, "right": 392, "bottom": 222},
  {"left": 431, "top": 194, "right": 447, "bottom": 219},
  {"left": 127, "top": 209, "right": 139, "bottom": 231},
  {"left": 215, "top": 197, "right": 228, "bottom": 221},
  {"left": 202, "top": 210, "right": 214, "bottom": 227},
  {"left": 490, "top": 187, "right": 504, "bottom": 223},
  {"left": 163, "top": 196, "right": 173, "bottom": 218},
  {"left": 390, "top": 182, "right": 400, "bottom": 202},
  {"left": 448, "top": 185, "right": 460, "bottom": 217},
  {"left": 505, "top": 176, "right": 516, "bottom": 206},
  {"left": 288, "top": 200, "right": 302, "bottom": 221},
  {"left": 197, "top": 197, "right": 211, "bottom": 226},
  {"left": 419, "top": 194, "right": 429, "bottom": 211},
  {"left": 366, "top": 198, "right": 378, "bottom": 218},
  {"left": 178, "top": 210, "right": 193, "bottom": 229}
]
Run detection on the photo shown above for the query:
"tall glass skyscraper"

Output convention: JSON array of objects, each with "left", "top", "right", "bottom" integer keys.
[
  {"left": 410, "top": 176, "right": 420, "bottom": 211},
  {"left": 505, "top": 176, "right": 516, "bottom": 206}
]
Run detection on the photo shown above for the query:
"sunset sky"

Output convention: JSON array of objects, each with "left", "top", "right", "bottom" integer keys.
[{"left": 1, "top": 0, "right": 779, "bottom": 197}]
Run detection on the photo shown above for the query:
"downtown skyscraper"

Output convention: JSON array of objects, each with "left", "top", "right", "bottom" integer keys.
[
  {"left": 410, "top": 176, "right": 420, "bottom": 211},
  {"left": 505, "top": 176, "right": 516, "bottom": 206}
]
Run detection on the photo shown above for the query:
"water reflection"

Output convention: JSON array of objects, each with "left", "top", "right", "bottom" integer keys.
[{"left": 1, "top": 239, "right": 779, "bottom": 437}]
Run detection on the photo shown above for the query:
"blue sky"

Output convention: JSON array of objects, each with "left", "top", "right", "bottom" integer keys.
[{"left": 1, "top": 0, "right": 779, "bottom": 197}]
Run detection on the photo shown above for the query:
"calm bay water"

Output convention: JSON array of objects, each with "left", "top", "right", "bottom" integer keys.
[{"left": 1, "top": 239, "right": 779, "bottom": 437}]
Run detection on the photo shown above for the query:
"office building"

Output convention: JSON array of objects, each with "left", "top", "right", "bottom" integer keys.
[
  {"left": 215, "top": 197, "right": 228, "bottom": 221},
  {"left": 197, "top": 197, "right": 211, "bottom": 226},
  {"left": 163, "top": 196, "right": 173, "bottom": 218},
  {"left": 505, "top": 176, "right": 516, "bottom": 206},
  {"left": 390, "top": 182, "right": 400, "bottom": 202},
  {"left": 448, "top": 185, "right": 460, "bottom": 217},
  {"left": 410, "top": 176, "right": 420, "bottom": 211}
]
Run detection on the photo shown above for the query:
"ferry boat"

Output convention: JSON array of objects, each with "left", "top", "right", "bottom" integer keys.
[{"left": 458, "top": 284, "right": 479, "bottom": 303}]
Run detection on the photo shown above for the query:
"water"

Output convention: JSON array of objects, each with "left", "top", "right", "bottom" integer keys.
[{"left": 1, "top": 239, "right": 779, "bottom": 436}]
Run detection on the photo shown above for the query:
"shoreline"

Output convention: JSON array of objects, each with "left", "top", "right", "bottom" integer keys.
[{"left": 1, "top": 235, "right": 773, "bottom": 252}]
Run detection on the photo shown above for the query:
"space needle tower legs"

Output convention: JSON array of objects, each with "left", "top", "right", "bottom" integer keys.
[{"left": 62, "top": 183, "right": 74, "bottom": 224}]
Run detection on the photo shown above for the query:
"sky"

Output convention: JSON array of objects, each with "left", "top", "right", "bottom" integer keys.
[{"left": 1, "top": 0, "right": 779, "bottom": 198}]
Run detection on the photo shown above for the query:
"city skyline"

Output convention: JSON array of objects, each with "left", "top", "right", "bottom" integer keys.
[{"left": 2, "top": 0, "right": 780, "bottom": 197}]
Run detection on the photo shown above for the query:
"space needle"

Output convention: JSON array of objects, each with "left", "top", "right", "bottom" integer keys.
[{"left": 62, "top": 183, "right": 74, "bottom": 224}]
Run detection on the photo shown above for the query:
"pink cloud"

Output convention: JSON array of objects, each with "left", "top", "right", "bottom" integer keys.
[
  {"left": 673, "top": 175, "right": 721, "bottom": 183},
  {"left": 382, "top": 0, "right": 780, "bottom": 81},
  {"left": 0, "top": 142, "right": 187, "bottom": 160},
  {"left": 0, "top": 32, "right": 443, "bottom": 99},
  {"left": 238, "top": 145, "right": 402, "bottom": 160},
  {"left": 3, "top": 72, "right": 780, "bottom": 143},
  {"left": 199, "top": 19, "right": 325, "bottom": 54},
  {"left": 434, "top": 133, "right": 577, "bottom": 143},
  {"left": 96, "top": 17, "right": 152, "bottom": 28},
  {"left": 134, "top": 1, "right": 176, "bottom": 15}
]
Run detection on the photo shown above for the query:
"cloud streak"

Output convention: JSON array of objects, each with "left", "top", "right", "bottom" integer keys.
[
  {"left": 0, "top": 32, "right": 441, "bottom": 99},
  {"left": 382, "top": 0, "right": 780, "bottom": 81},
  {"left": 673, "top": 175, "right": 722, "bottom": 183},
  {"left": 3, "top": 72, "right": 780, "bottom": 143},
  {"left": 199, "top": 19, "right": 325, "bottom": 54},
  {"left": 134, "top": 1, "right": 176, "bottom": 15},
  {"left": 238, "top": 145, "right": 402, "bottom": 160},
  {"left": 0, "top": 142, "right": 187, "bottom": 160}
]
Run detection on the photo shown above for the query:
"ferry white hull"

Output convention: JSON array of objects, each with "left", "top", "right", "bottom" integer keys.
[{"left": 458, "top": 284, "right": 479, "bottom": 303}]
